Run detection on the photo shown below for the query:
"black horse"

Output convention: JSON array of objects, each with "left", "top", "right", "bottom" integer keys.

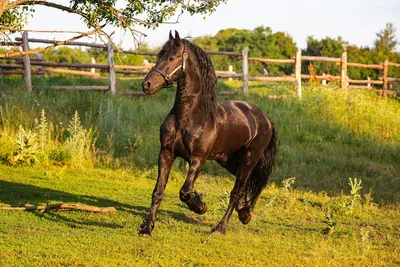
[{"left": 140, "top": 31, "right": 278, "bottom": 236}]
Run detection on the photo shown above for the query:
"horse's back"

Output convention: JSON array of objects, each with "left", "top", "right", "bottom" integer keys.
[{"left": 211, "top": 100, "right": 272, "bottom": 155}]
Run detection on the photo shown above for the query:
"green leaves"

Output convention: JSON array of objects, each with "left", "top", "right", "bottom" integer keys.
[
  {"left": 1, "top": 0, "right": 226, "bottom": 39},
  {"left": 193, "top": 26, "right": 298, "bottom": 76}
]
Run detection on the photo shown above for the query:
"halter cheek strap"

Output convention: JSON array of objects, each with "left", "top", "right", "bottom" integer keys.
[{"left": 152, "top": 51, "right": 188, "bottom": 85}]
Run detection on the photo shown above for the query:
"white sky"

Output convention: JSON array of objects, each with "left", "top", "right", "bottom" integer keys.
[{"left": 21, "top": 0, "right": 400, "bottom": 51}]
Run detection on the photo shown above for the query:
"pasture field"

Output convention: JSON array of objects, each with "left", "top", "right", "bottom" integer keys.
[
  {"left": 0, "top": 76, "right": 399, "bottom": 265},
  {"left": 0, "top": 165, "right": 399, "bottom": 266}
]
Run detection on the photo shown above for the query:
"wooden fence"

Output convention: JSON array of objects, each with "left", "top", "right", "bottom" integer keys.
[{"left": 0, "top": 32, "right": 399, "bottom": 97}]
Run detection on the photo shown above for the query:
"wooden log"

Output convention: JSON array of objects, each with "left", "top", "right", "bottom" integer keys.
[
  {"left": 248, "top": 57, "right": 295, "bottom": 64},
  {"left": 0, "top": 63, "right": 24, "bottom": 69},
  {"left": 0, "top": 203, "right": 116, "bottom": 213},
  {"left": 0, "top": 70, "right": 46, "bottom": 75},
  {"left": 15, "top": 37, "right": 107, "bottom": 49},
  {"left": 115, "top": 70, "right": 148, "bottom": 75},
  {"left": 41, "top": 68, "right": 100, "bottom": 78},
  {"left": 295, "top": 50, "right": 302, "bottom": 98},
  {"left": 206, "top": 51, "right": 242, "bottom": 57},
  {"left": 114, "top": 64, "right": 154, "bottom": 70},
  {"left": 14, "top": 38, "right": 241, "bottom": 57},
  {"left": 216, "top": 73, "right": 243, "bottom": 79},
  {"left": 388, "top": 77, "right": 400, "bottom": 82},
  {"left": 119, "top": 50, "right": 157, "bottom": 56},
  {"left": 22, "top": 32, "right": 32, "bottom": 92},
  {"left": 215, "top": 70, "right": 236, "bottom": 75},
  {"left": 242, "top": 47, "right": 249, "bottom": 96},
  {"left": 387, "top": 62, "right": 400, "bottom": 68},
  {"left": 348, "top": 79, "right": 383, "bottom": 85},
  {"left": 347, "top": 62, "right": 383, "bottom": 69},
  {"left": 53, "top": 86, "right": 109, "bottom": 91},
  {"left": 383, "top": 60, "right": 388, "bottom": 98},
  {"left": 115, "top": 77, "right": 145, "bottom": 81},
  {"left": 377, "top": 90, "right": 397, "bottom": 97},
  {"left": 341, "top": 52, "right": 347, "bottom": 89},
  {"left": 348, "top": 85, "right": 376, "bottom": 90},
  {"left": 0, "top": 56, "right": 28, "bottom": 61},
  {"left": 31, "top": 61, "right": 109, "bottom": 69},
  {"left": 297, "top": 74, "right": 341, "bottom": 81},
  {"left": 249, "top": 76, "right": 297, "bottom": 82},
  {"left": 302, "top": 55, "right": 341, "bottom": 63}
]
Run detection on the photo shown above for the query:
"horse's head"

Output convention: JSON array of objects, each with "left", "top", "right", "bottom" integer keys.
[{"left": 142, "top": 31, "right": 187, "bottom": 95}]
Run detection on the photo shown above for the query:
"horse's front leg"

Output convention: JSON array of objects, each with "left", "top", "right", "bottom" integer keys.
[
  {"left": 139, "top": 149, "right": 174, "bottom": 236},
  {"left": 179, "top": 158, "right": 207, "bottom": 214}
]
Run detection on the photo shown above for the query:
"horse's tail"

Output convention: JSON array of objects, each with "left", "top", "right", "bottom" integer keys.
[{"left": 247, "top": 120, "right": 279, "bottom": 209}]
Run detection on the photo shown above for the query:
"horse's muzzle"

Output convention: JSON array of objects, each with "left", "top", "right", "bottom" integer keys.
[{"left": 142, "top": 80, "right": 152, "bottom": 94}]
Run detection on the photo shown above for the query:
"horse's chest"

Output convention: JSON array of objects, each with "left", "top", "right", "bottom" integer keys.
[{"left": 175, "top": 126, "right": 210, "bottom": 157}]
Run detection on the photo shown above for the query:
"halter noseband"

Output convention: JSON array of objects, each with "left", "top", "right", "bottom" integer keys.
[{"left": 152, "top": 45, "right": 188, "bottom": 85}]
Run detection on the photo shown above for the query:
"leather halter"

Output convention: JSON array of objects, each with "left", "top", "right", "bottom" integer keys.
[{"left": 152, "top": 45, "right": 188, "bottom": 86}]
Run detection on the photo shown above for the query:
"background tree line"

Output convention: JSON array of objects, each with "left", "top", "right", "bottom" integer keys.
[{"left": 26, "top": 23, "right": 400, "bottom": 81}]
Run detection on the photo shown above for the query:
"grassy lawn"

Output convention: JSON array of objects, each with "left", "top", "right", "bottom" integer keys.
[
  {"left": 1, "top": 165, "right": 399, "bottom": 266},
  {"left": 0, "top": 76, "right": 399, "bottom": 265}
]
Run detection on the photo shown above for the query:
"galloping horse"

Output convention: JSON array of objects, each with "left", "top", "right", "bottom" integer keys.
[{"left": 140, "top": 31, "right": 279, "bottom": 236}]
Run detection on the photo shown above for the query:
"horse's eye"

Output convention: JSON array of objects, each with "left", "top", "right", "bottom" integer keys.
[{"left": 169, "top": 57, "right": 174, "bottom": 61}]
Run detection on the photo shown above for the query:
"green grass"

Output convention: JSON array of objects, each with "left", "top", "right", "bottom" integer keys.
[
  {"left": 1, "top": 76, "right": 399, "bottom": 202},
  {"left": 0, "top": 76, "right": 399, "bottom": 265},
  {"left": 0, "top": 165, "right": 399, "bottom": 266}
]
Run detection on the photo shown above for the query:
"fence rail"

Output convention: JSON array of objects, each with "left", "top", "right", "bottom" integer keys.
[{"left": 0, "top": 32, "right": 399, "bottom": 97}]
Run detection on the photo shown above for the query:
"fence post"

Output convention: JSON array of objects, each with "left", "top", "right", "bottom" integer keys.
[
  {"left": 242, "top": 47, "right": 249, "bottom": 96},
  {"left": 367, "top": 76, "right": 371, "bottom": 88},
  {"left": 341, "top": 52, "right": 348, "bottom": 89},
  {"left": 107, "top": 42, "right": 116, "bottom": 95},
  {"left": 90, "top": 57, "right": 96, "bottom": 74},
  {"left": 322, "top": 73, "right": 327, "bottom": 86},
  {"left": 295, "top": 50, "right": 302, "bottom": 98},
  {"left": 383, "top": 59, "right": 388, "bottom": 98},
  {"left": 228, "top": 65, "right": 233, "bottom": 81},
  {"left": 22, "top": 31, "right": 32, "bottom": 92}
]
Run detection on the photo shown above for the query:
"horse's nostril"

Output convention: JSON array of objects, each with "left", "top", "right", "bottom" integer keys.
[{"left": 142, "top": 81, "right": 151, "bottom": 90}]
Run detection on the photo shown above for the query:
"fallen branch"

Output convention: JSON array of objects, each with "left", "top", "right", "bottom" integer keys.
[{"left": 0, "top": 203, "right": 116, "bottom": 213}]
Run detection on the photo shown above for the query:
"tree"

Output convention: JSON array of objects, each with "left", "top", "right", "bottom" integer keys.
[
  {"left": 303, "top": 36, "right": 346, "bottom": 75},
  {"left": 374, "top": 23, "right": 398, "bottom": 54},
  {"left": 0, "top": 0, "right": 226, "bottom": 56},
  {"left": 194, "top": 26, "right": 298, "bottom": 76}
]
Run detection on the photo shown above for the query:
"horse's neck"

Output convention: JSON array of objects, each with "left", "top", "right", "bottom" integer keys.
[{"left": 173, "top": 75, "right": 202, "bottom": 127}]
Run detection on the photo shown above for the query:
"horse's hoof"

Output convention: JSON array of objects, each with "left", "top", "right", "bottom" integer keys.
[
  {"left": 139, "top": 232, "right": 152, "bottom": 238},
  {"left": 238, "top": 211, "right": 252, "bottom": 225},
  {"left": 187, "top": 198, "right": 207, "bottom": 215},
  {"left": 211, "top": 224, "right": 226, "bottom": 235},
  {"left": 197, "top": 203, "right": 207, "bottom": 215},
  {"left": 138, "top": 226, "right": 153, "bottom": 237}
]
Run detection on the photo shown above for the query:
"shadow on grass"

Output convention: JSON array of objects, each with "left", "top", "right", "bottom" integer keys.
[{"left": 0, "top": 180, "right": 189, "bottom": 229}]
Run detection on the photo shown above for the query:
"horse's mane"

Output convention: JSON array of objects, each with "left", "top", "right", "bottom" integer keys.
[
  {"left": 160, "top": 39, "right": 218, "bottom": 117},
  {"left": 183, "top": 39, "right": 218, "bottom": 116}
]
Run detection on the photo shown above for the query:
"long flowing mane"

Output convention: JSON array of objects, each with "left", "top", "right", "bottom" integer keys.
[{"left": 183, "top": 39, "right": 218, "bottom": 116}]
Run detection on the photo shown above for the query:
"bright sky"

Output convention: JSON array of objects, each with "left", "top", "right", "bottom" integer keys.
[{"left": 23, "top": 0, "right": 400, "bottom": 51}]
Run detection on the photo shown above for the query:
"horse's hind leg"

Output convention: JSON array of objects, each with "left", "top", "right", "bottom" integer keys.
[
  {"left": 212, "top": 148, "right": 263, "bottom": 234},
  {"left": 179, "top": 157, "right": 207, "bottom": 214}
]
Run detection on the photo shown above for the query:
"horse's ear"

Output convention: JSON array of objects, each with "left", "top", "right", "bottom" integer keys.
[
  {"left": 169, "top": 30, "right": 174, "bottom": 41},
  {"left": 174, "top": 30, "right": 181, "bottom": 45}
]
